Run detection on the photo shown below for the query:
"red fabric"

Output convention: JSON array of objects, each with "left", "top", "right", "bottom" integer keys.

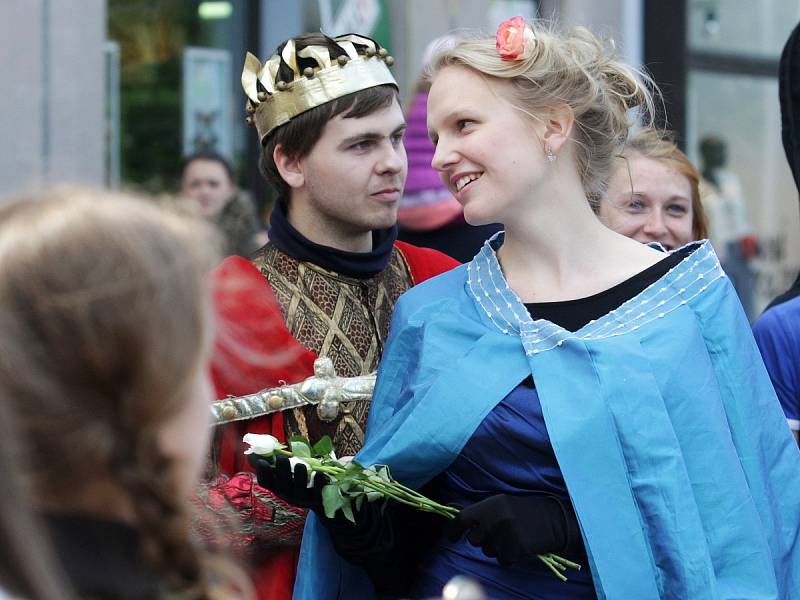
[
  {"left": 740, "top": 234, "right": 760, "bottom": 260},
  {"left": 250, "top": 551, "right": 297, "bottom": 600},
  {"left": 210, "top": 257, "right": 316, "bottom": 600},
  {"left": 211, "top": 256, "right": 318, "bottom": 476},
  {"left": 395, "top": 240, "right": 460, "bottom": 284},
  {"left": 199, "top": 473, "right": 303, "bottom": 600},
  {"left": 207, "top": 248, "right": 456, "bottom": 600}
]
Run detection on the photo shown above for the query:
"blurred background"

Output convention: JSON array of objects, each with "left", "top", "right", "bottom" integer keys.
[{"left": 1, "top": 0, "right": 798, "bottom": 317}]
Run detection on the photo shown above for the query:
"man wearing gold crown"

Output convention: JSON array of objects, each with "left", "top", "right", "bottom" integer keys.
[{"left": 201, "top": 32, "right": 458, "bottom": 600}]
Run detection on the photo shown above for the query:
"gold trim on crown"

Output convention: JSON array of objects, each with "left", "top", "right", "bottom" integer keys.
[{"left": 242, "top": 34, "right": 397, "bottom": 142}]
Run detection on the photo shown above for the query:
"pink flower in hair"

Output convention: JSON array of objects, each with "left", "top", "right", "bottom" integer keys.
[{"left": 495, "top": 16, "right": 535, "bottom": 61}]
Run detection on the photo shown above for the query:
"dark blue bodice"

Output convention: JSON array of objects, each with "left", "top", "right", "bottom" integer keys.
[{"left": 412, "top": 378, "right": 596, "bottom": 599}]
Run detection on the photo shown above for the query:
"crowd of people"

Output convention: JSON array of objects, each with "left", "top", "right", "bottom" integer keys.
[{"left": 1, "top": 15, "right": 799, "bottom": 600}]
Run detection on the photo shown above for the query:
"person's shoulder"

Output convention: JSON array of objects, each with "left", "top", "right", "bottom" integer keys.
[
  {"left": 754, "top": 295, "right": 800, "bottom": 336},
  {"left": 770, "top": 293, "right": 800, "bottom": 314},
  {"left": 214, "top": 254, "right": 265, "bottom": 282},
  {"left": 394, "top": 260, "right": 469, "bottom": 318},
  {"left": 394, "top": 240, "right": 460, "bottom": 283}
]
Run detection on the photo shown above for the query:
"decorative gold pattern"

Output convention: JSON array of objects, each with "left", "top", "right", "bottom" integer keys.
[
  {"left": 241, "top": 33, "right": 397, "bottom": 142},
  {"left": 252, "top": 243, "right": 414, "bottom": 456}
]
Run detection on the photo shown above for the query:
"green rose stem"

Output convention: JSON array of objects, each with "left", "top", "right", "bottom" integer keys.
[
  {"left": 269, "top": 447, "right": 580, "bottom": 581},
  {"left": 273, "top": 449, "right": 458, "bottom": 517}
]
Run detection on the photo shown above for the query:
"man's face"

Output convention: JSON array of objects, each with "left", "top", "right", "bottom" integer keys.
[
  {"left": 291, "top": 99, "right": 408, "bottom": 248},
  {"left": 180, "top": 159, "right": 236, "bottom": 218}
]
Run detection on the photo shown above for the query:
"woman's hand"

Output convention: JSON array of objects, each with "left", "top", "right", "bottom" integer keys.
[{"left": 448, "top": 494, "right": 579, "bottom": 566}]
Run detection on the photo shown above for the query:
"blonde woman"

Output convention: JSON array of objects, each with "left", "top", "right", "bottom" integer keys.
[
  {"left": 0, "top": 189, "right": 251, "bottom": 599},
  {"left": 599, "top": 127, "right": 709, "bottom": 250},
  {"left": 288, "top": 18, "right": 800, "bottom": 600}
]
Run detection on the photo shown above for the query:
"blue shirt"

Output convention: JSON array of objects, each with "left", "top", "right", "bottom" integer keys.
[{"left": 753, "top": 295, "right": 800, "bottom": 431}]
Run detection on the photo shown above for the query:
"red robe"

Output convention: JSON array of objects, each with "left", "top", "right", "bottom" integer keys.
[{"left": 208, "top": 242, "right": 458, "bottom": 600}]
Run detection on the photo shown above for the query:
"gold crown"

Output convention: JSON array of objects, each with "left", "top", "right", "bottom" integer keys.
[{"left": 241, "top": 34, "right": 397, "bottom": 143}]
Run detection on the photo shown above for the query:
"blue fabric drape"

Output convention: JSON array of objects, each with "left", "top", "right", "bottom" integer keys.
[{"left": 294, "top": 236, "right": 800, "bottom": 600}]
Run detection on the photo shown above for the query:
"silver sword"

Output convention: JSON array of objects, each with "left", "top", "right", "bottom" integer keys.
[{"left": 210, "top": 357, "right": 376, "bottom": 426}]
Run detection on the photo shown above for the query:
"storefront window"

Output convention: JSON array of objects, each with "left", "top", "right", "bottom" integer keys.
[
  {"left": 108, "top": 0, "right": 251, "bottom": 191},
  {"left": 688, "top": 0, "right": 800, "bottom": 58},
  {"left": 687, "top": 3, "right": 800, "bottom": 318},
  {"left": 687, "top": 71, "right": 800, "bottom": 315}
]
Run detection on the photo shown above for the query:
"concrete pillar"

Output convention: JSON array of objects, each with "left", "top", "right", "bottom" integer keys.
[{"left": 0, "top": 0, "right": 106, "bottom": 200}]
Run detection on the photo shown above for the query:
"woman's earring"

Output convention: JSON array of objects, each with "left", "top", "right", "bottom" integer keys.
[{"left": 545, "top": 143, "right": 557, "bottom": 162}]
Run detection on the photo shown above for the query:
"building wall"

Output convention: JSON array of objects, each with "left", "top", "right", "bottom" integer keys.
[
  {"left": 541, "top": 0, "right": 642, "bottom": 66},
  {"left": 401, "top": 0, "right": 494, "bottom": 98},
  {"left": 0, "top": 0, "right": 105, "bottom": 200},
  {"left": 399, "top": 0, "right": 641, "bottom": 100}
]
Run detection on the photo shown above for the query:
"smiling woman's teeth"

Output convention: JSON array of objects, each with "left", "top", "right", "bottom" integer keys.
[{"left": 455, "top": 174, "right": 481, "bottom": 192}]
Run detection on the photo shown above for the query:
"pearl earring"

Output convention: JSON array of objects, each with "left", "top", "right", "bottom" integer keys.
[{"left": 545, "top": 143, "right": 557, "bottom": 162}]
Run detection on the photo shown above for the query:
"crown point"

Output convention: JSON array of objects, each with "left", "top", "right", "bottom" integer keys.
[
  {"left": 337, "top": 55, "right": 348, "bottom": 66},
  {"left": 245, "top": 116, "right": 254, "bottom": 125},
  {"left": 365, "top": 47, "right": 376, "bottom": 57},
  {"left": 257, "top": 91, "right": 267, "bottom": 101},
  {"left": 303, "top": 67, "right": 315, "bottom": 78},
  {"left": 378, "top": 48, "right": 388, "bottom": 58},
  {"left": 276, "top": 80, "right": 288, "bottom": 91},
  {"left": 385, "top": 56, "right": 395, "bottom": 66}
]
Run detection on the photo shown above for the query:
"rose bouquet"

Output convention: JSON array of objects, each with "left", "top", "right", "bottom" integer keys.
[{"left": 244, "top": 433, "right": 581, "bottom": 580}]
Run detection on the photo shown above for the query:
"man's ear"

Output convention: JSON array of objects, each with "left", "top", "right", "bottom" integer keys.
[
  {"left": 273, "top": 144, "right": 305, "bottom": 189},
  {"left": 543, "top": 104, "right": 575, "bottom": 154}
]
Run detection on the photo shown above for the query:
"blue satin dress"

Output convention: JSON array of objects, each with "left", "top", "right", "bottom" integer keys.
[
  {"left": 410, "top": 253, "right": 692, "bottom": 599},
  {"left": 412, "top": 378, "right": 597, "bottom": 599},
  {"left": 295, "top": 238, "right": 800, "bottom": 600}
]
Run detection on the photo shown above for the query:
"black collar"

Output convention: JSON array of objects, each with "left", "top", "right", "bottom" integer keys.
[
  {"left": 44, "top": 513, "right": 160, "bottom": 599},
  {"left": 268, "top": 201, "right": 397, "bottom": 279}
]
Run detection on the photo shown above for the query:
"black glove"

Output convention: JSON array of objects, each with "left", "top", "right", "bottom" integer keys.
[
  {"left": 323, "top": 496, "right": 445, "bottom": 597},
  {"left": 448, "top": 494, "right": 582, "bottom": 566},
  {"left": 248, "top": 453, "right": 326, "bottom": 511}
]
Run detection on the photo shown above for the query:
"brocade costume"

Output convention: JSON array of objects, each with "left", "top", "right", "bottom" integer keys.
[
  {"left": 254, "top": 241, "right": 414, "bottom": 456},
  {"left": 202, "top": 203, "right": 458, "bottom": 600}
]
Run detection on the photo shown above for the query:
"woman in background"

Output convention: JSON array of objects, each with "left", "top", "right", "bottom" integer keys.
[{"left": 598, "top": 127, "right": 708, "bottom": 250}]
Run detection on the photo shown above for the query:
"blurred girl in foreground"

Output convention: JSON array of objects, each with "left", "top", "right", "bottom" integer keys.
[{"left": 0, "top": 188, "right": 252, "bottom": 599}]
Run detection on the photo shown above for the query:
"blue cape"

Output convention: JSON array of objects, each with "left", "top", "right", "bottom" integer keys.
[{"left": 295, "top": 238, "right": 800, "bottom": 599}]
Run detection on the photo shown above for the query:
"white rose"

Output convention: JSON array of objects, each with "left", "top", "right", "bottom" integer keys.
[{"left": 242, "top": 433, "right": 286, "bottom": 456}]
